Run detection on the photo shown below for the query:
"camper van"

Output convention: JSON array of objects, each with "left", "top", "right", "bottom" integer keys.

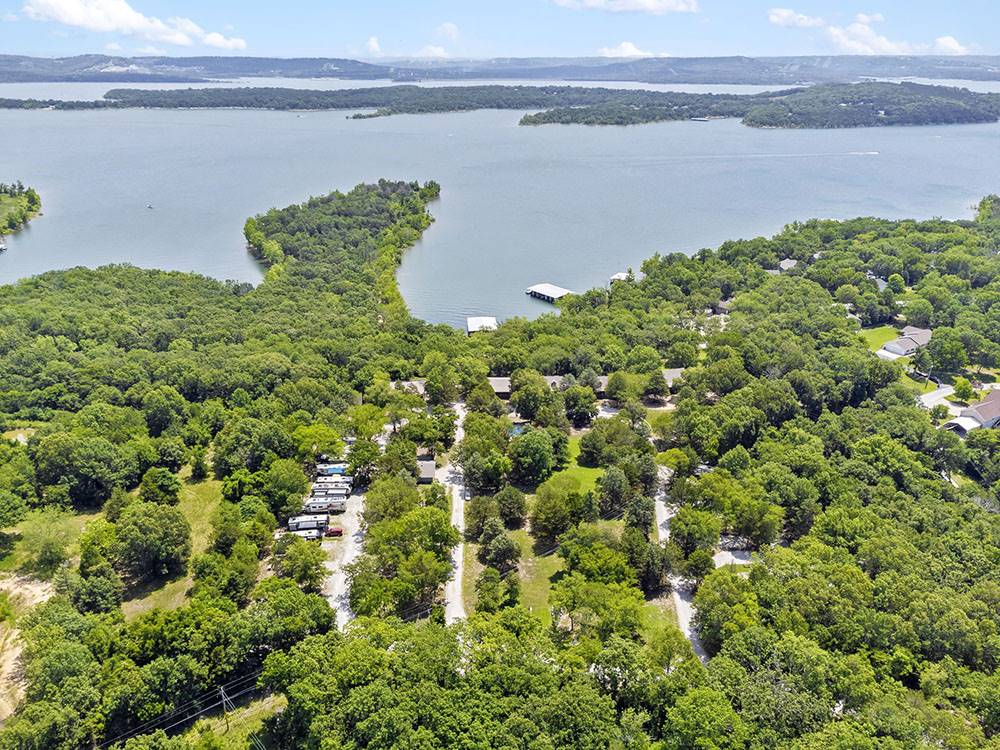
[
  {"left": 314, "top": 475, "right": 352, "bottom": 486},
  {"left": 287, "top": 514, "right": 329, "bottom": 532},
  {"left": 312, "top": 484, "right": 350, "bottom": 498},
  {"left": 303, "top": 497, "right": 347, "bottom": 514},
  {"left": 287, "top": 529, "right": 322, "bottom": 541}
]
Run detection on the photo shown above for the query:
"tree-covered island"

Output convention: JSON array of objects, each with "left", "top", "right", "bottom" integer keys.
[{"left": 2, "top": 81, "right": 999, "bottom": 129}]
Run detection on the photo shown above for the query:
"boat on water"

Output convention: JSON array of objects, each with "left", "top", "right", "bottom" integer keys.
[
  {"left": 0, "top": 238, "right": 6, "bottom": 252},
  {"left": 146, "top": 204, "right": 155, "bottom": 209}
]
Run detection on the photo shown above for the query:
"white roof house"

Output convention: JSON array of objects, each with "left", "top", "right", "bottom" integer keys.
[
  {"left": 883, "top": 326, "right": 933, "bottom": 356},
  {"left": 778, "top": 258, "right": 799, "bottom": 272},
  {"left": 466, "top": 316, "right": 498, "bottom": 334},
  {"left": 526, "top": 283, "right": 574, "bottom": 303},
  {"left": 609, "top": 272, "right": 630, "bottom": 284}
]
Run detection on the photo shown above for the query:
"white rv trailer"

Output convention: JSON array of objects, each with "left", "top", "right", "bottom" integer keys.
[
  {"left": 287, "top": 514, "right": 329, "bottom": 532},
  {"left": 287, "top": 529, "right": 322, "bottom": 541},
  {"left": 303, "top": 497, "right": 347, "bottom": 513}
]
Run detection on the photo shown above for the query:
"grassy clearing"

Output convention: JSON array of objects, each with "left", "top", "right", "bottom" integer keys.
[
  {"left": 1, "top": 427, "right": 36, "bottom": 445},
  {"left": 184, "top": 694, "right": 287, "bottom": 749},
  {"left": 642, "top": 598, "right": 678, "bottom": 634},
  {"left": 511, "top": 529, "right": 563, "bottom": 627},
  {"left": 900, "top": 371, "right": 938, "bottom": 394},
  {"left": 122, "top": 469, "right": 222, "bottom": 619},
  {"left": 551, "top": 436, "right": 602, "bottom": 493},
  {"left": 0, "top": 510, "right": 102, "bottom": 574},
  {"left": 859, "top": 325, "right": 897, "bottom": 351},
  {"left": 462, "top": 541, "right": 483, "bottom": 615}
]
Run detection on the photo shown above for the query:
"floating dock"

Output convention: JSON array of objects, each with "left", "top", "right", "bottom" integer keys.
[{"left": 526, "top": 283, "right": 573, "bottom": 303}]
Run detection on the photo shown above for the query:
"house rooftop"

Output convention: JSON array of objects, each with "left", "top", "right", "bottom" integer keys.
[
  {"left": 967, "top": 389, "right": 1000, "bottom": 426},
  {"left": 778, "top": 258, "right": 799, "bottom": 271},
  {"left": 417, "top": 459, "right": 436, "bottom": 483},
  {"left": 899, "top": 326, "right": 933, "bottom": 347},
  {"left": 466, "top": 316, "right": 498, "bottom": 334}
]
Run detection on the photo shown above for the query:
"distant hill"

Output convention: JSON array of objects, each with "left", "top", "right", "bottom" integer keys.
[
  {"left": 2, "top": 53, "right": 1000, "bottom": 85},
  {"left": 0, "top": 54, "right": 388, "bottom": 82}
]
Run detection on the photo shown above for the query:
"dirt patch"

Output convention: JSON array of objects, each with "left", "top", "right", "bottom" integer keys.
[{"left": 0, "top": 575, "right": 55, "bottom": 722}]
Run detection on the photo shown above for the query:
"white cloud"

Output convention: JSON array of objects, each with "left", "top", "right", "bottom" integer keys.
[
  {"left": 553, "top": 0, "right": 698, "bottom": 14},
  {"left": 436, "top": 21, "right": 459, "bottom": 41},
  {"left": 934, "top": 35, "right": 968, "bottom": 55},
  {"left": 22, "top": 0, "right": 246, "bottom": 49},
  {"left": 415, "top": 45, "right": 449, "bottom": 59},
  {"left": 767, "top": 8, "right": 824, "bottom": 28},
  {"left": 769, "top": 9, "right": 970, "bottom": 57},
  {"left": 855, "top": 12, "right": 884, "bottom": 25},
  {"left": 826, "top": 14, "right": 970, "bottom": 55},
  {"left": 597, "top": 41, "right": 668, "bottom": 57},
  {"left": 202, "top": 31, "right": 244, "bottom": 50},
  {"left": 826, "top": 19, "right": 914, "bottom": 54},
  {"left": 366, "top": 35, "right": 381, "bottom": 55}
]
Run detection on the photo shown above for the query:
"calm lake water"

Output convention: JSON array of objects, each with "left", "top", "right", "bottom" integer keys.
[{"left": 2, "top": 83, "right": 999, "bottom": 326}]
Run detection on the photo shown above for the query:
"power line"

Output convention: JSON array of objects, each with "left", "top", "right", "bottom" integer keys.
[{"left": 98, "top": 669, "right": 265, "bottom": 748}]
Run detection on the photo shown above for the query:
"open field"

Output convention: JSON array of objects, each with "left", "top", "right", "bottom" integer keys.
[{"left": 122, "top": 470, "right": 222, "bottom": 619}]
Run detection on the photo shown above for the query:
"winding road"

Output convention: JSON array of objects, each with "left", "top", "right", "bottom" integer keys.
[
  {"left": 440, "top": 403, "right": 468, "bottom": 624},
  {"left": 654, "top": 466, "right": 752, "bottom": 662},
  {"left": 653, "top": 467, "right": 708, "bottom": 661},
  {"left": 323, "top": 489, "right": 366, "bottom": 630}
]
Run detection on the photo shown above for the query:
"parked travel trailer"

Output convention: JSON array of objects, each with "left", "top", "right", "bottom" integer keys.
[
  {"left": 312, "top": 484, "right": 350, "bottom": 497},
  {"left": 287, "top": 514, "right": 329, "bottom": 532},
  {"left": 314, "top": 475, "right": 353, "bottom": 486},
  {"left": 303, "top": 497, "right": 347, "bottom": 513},
  {"left": 316, "top": 463, "right": 348, "bottom": 476},
  {"left": 287, "top": 529, "right": 322, "bottom": 541}
]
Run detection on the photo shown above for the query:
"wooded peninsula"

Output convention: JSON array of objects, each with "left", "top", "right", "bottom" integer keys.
[
  {"left": 2, "top": 81, "right": 999, "bottom": 129},
  {"left": 1, "top": 176, "right": 1000, "bottom": 748}
]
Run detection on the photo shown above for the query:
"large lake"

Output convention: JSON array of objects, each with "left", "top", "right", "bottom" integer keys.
[{"left": 2, "top": 79, "right": 999, "bottom": 326}]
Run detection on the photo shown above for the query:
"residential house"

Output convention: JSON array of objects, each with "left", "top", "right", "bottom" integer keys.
[{"left": 883, "top": 326, "right": 933, "bottom": 356}]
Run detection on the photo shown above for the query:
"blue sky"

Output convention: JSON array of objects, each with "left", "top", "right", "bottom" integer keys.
[{"left": 2, "top": 0, "right": 992, "bottom": 59}]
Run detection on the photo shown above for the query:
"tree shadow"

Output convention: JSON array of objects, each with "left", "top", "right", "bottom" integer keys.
[
  {"left": 0, "top": 531, "right": 19, "bottom": 566},
  {"left": 123, "top": 570, "right": 191, "bottom": 602}
]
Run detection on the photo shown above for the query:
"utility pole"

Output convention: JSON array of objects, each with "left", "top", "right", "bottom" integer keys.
[{"left": 220, "top": 685, "right": 233, "bottom": 732}]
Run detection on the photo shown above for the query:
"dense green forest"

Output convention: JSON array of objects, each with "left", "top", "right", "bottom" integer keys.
[
  {"left": 3, "top": 82, "right": 999, "bottom": 129},
  {"left": 2, "top": 181, "right": 1000, "bottom": 748},
  {"left": 0, "top": 182, "right": 41, "bottom": 234}
]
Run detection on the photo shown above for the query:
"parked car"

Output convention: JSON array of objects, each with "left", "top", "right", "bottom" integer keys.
[{"left": 325, "top": 526, "right": 344, "bottom": 537}]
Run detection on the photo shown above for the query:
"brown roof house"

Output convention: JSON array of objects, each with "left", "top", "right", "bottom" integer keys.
[{"left": 942, "top": 389, "right": 1000, "bottom": 437}]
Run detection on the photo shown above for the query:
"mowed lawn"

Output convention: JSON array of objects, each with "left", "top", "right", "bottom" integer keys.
[
  {"left": 860, "top": 325, "right": 898, "bottom": 351},
  {"left": 557, "top": 436, "right": 603, "bottom": 493},
  {"left": 0, "top": 195, "right": 29, "bottom": 231},
  {"left": 121, "top": 469, "right": 222, "bottom": 619}
]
